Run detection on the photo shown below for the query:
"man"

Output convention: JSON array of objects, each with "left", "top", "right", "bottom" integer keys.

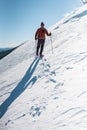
[{"left": 35, "top": 22, "right": 51, "bottom": 57}]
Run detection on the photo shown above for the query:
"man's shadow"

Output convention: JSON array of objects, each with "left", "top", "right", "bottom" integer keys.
[{"left": 0, "top": 58, "right": 40, "bottom": 118}]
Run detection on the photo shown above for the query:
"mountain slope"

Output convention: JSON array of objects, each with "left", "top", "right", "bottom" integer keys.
[
  {"left": 0, "top": 5, "right": 87, "bottom": 130},
  {"left": 0, "top": 48, "right": 16, "bottom": 60}
]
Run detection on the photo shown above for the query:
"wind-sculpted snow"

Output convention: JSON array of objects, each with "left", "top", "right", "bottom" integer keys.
[
  {"left": 63, "top": 10, "right": 87, "bottom": 24},
  {"left": 1, "top": 4, "right": 87, "bottom": 130}
]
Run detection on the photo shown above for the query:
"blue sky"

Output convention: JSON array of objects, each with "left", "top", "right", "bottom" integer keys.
[{"left": 0, "top": 0, "right": 82, "bottom": 47}]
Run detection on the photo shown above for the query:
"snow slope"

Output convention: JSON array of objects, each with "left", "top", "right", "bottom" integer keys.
[{"left": 1, "top": 5, "right": 87, "bottom": 130}]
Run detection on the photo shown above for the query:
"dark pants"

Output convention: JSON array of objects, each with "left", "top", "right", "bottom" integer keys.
[{"left": 36, "top": 39, "right": 45, "bottom": 55}]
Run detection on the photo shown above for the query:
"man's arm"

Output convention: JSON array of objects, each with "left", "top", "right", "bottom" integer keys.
[
  {"left": 45, "top": 29, "right": 51, "bottom": 36},
  {"left": 35, "top": 29, "right": 39, "bottom": 40}
]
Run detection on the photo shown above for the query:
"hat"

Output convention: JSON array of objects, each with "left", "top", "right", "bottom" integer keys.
[{"left": 41, "top": 22, "right": 44, "bottom": 26}]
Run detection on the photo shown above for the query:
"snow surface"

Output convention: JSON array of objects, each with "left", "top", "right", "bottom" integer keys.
[{"left": 1, "top": 5, "right": 87, "bottom": 130}]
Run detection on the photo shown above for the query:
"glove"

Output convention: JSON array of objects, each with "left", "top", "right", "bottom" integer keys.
[
  {"left": 35, "top": 37, "right": 37, "bottom": 40},
  {"left": 49, "top": 32, "right": 51, "bottom": 36}
]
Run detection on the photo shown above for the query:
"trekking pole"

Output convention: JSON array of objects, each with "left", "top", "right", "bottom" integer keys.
[
  {"left": 34, "top": 40, "right": 37, "bottom": 56},
  {"left": 50, "top": 35, "right": 53, "bottom": 54}
]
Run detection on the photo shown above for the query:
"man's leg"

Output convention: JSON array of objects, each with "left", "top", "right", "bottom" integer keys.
[
  {"left": 36, "top": 40, "right": 40, "bottom": 55},
  {"left": 40, "top": 39, "right": 45, "bottom": 56}
]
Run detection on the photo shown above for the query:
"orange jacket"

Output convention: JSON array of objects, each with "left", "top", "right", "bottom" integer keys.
[{"left": 35, "top": 28, "right": 49, "bottom": 39}]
